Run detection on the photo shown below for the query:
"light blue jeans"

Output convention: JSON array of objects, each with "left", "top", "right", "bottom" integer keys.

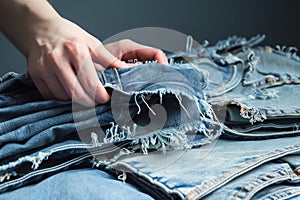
[{"left": 1, "top": 34, "right": 300, "bottom": 199}]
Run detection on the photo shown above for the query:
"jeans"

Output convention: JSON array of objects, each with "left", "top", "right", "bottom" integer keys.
[
  {"left": 0, "top": 168, "right": 153, "bottom": 200},
  {"left": 0, "top": 35, "right": 300, "bottom": 199},
  {"left": 0, "top": 59, "right": 221, "bottom": 196}
]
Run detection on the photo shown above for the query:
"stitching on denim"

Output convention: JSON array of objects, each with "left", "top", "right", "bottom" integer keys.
[
  {"left": 257, "top": 187, "right": 300, "bottom": 200},
  {"left": 0, "top": 132, "right": 104, "bottom": 173},
  {"left": 184, "top": 144, "right": 300, "bottom": 200},
  {"left": 232, "top": 169, "right": 295, "bottom": 200},
  {"left": 108, "top": 160, "right": 185, "bottom": 199},
  {"left": 111, "top": 68, "right": 123, "bottom": 90},
  {"left": 100, "top": 70, "right": 108, "bottom": 85},
  {"left": 0, "top": 153, "right": 92, "bottom": 192},
  {"left": 92, "top": 147, "right": 133, "bottom": 166}
]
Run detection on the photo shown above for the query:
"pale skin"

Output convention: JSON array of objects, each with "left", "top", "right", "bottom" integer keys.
[{"left": 0, "top": 0, "right": 168, "bottom": 107}]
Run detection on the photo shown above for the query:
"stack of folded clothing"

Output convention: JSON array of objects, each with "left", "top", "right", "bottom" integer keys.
[{"left": 0, "top": 35, "right": 299, "bottom": 199}]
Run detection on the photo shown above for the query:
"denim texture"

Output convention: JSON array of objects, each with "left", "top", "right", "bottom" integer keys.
[
  {"left": 169, "top": 35, "right": 300, "bottom": 139},
  {"left": 107, "top": 136, "right": 300, "bottom": 199},
  {"left": 105, "top": 35, "right": 300, "bottom": 199},
  {"left": 0, "top": 60, "right": 221, "bottom": 194},
  {"left": 0, "top": 35, "right": 300, "bottom": 199}
]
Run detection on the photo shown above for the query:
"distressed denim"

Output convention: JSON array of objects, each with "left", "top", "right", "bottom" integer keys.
[
  {"left": 169, "top": 35, "right": 300, "bottom": 139},
  {"left": 1, "top": 35, "right": 300, "bottom": 199},
  {"left": 104, "top": 36, "right": 300, "bottom": 199},
  {"left": 0, "top": 61, "right": 221, "bottom": 195}
]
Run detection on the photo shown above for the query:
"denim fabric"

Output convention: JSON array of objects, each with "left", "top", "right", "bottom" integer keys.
[
  {"left": 107, "top": 136, "right": 300, "bottom": 199},
  {"left": 1, "top": 35, "right": 300, "bottom": 199},
  {"left": 0, "top": 61, "right": 222, "bottom": 194},
  {"left": 168, "top": 35, "right": 300, "bottom": 139},
  {"left": 0, "top": 169, "right": 153, "bottom": 200},
  {"left": 103, "top": 36, "right": 300, "bottom": 199}
]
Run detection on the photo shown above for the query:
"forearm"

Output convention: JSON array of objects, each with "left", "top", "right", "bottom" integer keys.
[{"left": 0, "top": 0, "right": 61, "bottom": 56}]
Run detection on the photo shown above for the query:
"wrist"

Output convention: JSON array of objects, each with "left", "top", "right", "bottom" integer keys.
[
  {"left": 20, "top": 1, "right": 62, "bottom": 56},
  {"left": 0, "top": 0, "right": 62, "bottom": 56}
]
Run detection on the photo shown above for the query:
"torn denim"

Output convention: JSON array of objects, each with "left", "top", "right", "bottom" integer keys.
[
  {"left": 100, "top": 35, "right": 300, "bottom": 199},
  {"left": 0, "top": 35, "right": 300, "bottom": 199},
  {"left": 0, "top": 61, "right": 222, "bottom": 193},
  {"left": 169, "top": 35, "right": 300, "bottom": 139}
]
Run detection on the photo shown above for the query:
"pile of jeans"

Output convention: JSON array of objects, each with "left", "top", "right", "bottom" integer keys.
[{"left": 0, "top": 35, "right": 300, "bottom": 199}]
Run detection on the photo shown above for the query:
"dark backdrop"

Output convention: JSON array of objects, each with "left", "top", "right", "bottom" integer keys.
[{"left": 1, "top": 0, "right": 300, "bottom": 76}]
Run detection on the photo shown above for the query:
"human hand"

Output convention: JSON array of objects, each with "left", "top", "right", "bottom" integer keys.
[
  {"left": 104, "top": 39, "right": 168, "bottom": 65},
  {"left": 1, "top": 0, "right": 168, "bottom": 107},
  {"left": 27, "top": 17, "right": 132, "bottom": 107},
  {"left": 28, "top": 18, "right": 168, "bottom": 107}
]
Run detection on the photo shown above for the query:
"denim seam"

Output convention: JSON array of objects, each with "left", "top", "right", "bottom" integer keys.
[
  {"left": 232, "top": 169, "right": 297, "bottom": 200},
  {"left": 100, "top": 70, "right": 108, "bottom": 85},
  {"left": 108, "top": 161, "right": 185, "bottom": 199},
  {"left": 184, "top": 144, "right": 300, "bottom": 200},
  {"left": 0, "top": 144, "right": 91, "bottom": 172},
  {"left": 0, "top": 153, "right": 92, "bottom": 193},
  {"left": 111, "top": 68, "right": 123, "bottom": 90},
  {"left": 257, "top": 187, "right": 300, "bottom": 200},
  {"left": 223, "top": 126, "right": 300, "bottom": 139}
]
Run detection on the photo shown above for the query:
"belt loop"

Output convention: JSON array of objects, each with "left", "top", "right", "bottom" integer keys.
[
  {"left": 100, "top": 70, "right": 108, "bottom": 85},
  {"left": 111, "top": 68, "right": 123, "bottom": 91}
]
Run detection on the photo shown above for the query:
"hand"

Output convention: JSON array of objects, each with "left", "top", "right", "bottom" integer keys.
[
  {"left": 27, "top": 17, "right": 131, "bottom": 107},
  {"left": 104, "top": 39, "right": 168, "bottom": 65},
  {"left": 0, "top": 0, "right": 168, "bottom": 107}
]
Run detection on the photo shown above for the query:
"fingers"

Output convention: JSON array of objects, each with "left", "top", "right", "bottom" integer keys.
[
  {"left": 64, "top": 39, "right": 110, "bottom": 105},
  {"left": 31, "top": 78, "right": 55, "bottom": 100},
  {"left": 105, "top": 39, "right": 168, "bottom": 65},
  {"left": 29, "top": 36, "right": 168, "bottom": 107},
  {"left": 88, "top": 39, "right": 130, "bottom": 69},
  {"left": 127, "top": 48, "right": 169, "bottom": 65},
  {"left": 29, "top": 40, "right": 110, "bottom": 107}
]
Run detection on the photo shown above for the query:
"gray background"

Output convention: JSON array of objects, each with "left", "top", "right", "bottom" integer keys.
[{"left": 1, "top": 0, "right": 300, "bottom": 76}]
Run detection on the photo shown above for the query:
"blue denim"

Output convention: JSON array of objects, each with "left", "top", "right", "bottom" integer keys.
[
  {"left": 1, "top": 35, "right": 300, "bottom": 199},
  {"left": 0, "top": 61, "right": 222, "bottom": 195},
  {"left": 106, "top": 136, "right": 300, "bottom": 199},
  {"left": 0, "top": 168, "right": 153, "bottom": 200},
  {"left": 103, "top": 35, "right": 300, "bottom": 199},
  {"left": 168, "top": 35, "right": 300, "bottom": 139}
]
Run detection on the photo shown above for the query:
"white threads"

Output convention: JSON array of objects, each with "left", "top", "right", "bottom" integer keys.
[
  {"left": 141, "top": 95, "right": 156, "bottom": 116},
  {"left": 0, "top": 172, "right": 16, "bottom": 183},
  {"left": 150, "top": 135, "right": 157, "bottom": 145},
  {"left": 91, "top": 132, "right": 102, "bottom": 147},
  {"left": 194, "top": 97, "right": 206, "bottom": 119},
  {"left": 118, "top": 170, "right": 127, "bottom": 183},
  {"left": 186, "top": 35, "right": 193, "bottom": 53},
  {"left": 134, "top": 94, "right": 141, "bottom": 115},
  {"left": 159, "top": 91, "right": 163, "bottom": 105},
  {"left": 133, "top": 123, "right": 137, "bottom": 135},
  {"left": 175, "top": 94, "right": 191, "bottom": 118}
]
